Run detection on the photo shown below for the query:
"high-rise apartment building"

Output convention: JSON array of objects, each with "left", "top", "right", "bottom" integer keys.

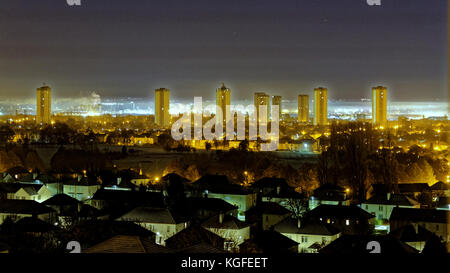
[
  {"left": 216, "top": 83, "right": 231, "bottom": 125},
  {"left": 313, "top": 87, "right": 328, "bottom": 126},
  {"left": 254, "top": 92, "right": 270, "bottom": 123},
  {"left": 271, "top": 95, "right": 282, "bottom": 121},
  {"left": 298, "top": 95, "right": 309, "bottom": 123},
  {"left": 155, "top": 88, "right": 170, "bottom": 127},
  {"left": 372, "top": 86, "right": 388, "bottom": 127},
  {"left": 36, "top": 84, "right": 52, "bottom": 125}
]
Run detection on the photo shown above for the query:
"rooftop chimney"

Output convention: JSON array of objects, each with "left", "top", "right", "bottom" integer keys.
[
  {"left": 117, "top": 177, "right": 122, "bottom": 185},
  {"left": 414, "top": 224, "right": 419, "bottom": 234},
  {"left": 297, "top": 218, "right": 302, "bottom": 229},
  {"left": 33, "top": 173, "right": 38, "bottom": 180},
  {"left": 387, "top": 192, "right": 391, "bottom": 200},
  {"left": 276, "top": 186, "right": 281, "bottom": 195},
  {"left": 77, "top": 175, "right": 82, "bottom": 182},
  {"left": 219, "top": 213, "right": 224, "bottom": 224}
]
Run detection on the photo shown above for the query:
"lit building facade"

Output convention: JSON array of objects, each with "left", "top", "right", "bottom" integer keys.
[
  {"left": 313, "top": 87, "right": 328, "bottom": 126},
  {"left": 254, "top": 92, "right": 270, "bottom": 123},
  {"left": 216, "top": 83, "right": 231, "bottom": 125},
  {"left": 155, "top": 88, "right": 170, "bottom": 127},
  {"left": 272, "top": 95, "right": 282, "bottom": 121},
  {"left": 372, "top": 86, "right": 387, "bottom": 127},
  {"left": 36, "top": 84, "right": 52, "bottom": 125},
  {"left": 298, "top": 95, "right": 309, "bottom": 123}
]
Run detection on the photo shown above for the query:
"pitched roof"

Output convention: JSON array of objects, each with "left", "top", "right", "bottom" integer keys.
[
  {"left": 0, "top": 199, "right": 54, "bottom": 215},
  {"left": 84, "top": 235, "right": 169, "bottom": 253},
  {"left": 91, "top": 189, "right": 165, "bottom": 207},
  {"left": 274, "top": 217, "right": 341, "bottom": 236},
  {"left": 165, "top": 224, "right": 225, "bottom": 250},
  {"left": 42, "top": 194, "right": 81, "bottom": 206},
  {"left": 306, "top": 204, "right": 375, "bottom": 220},
  {"left": 430, "top": 181, "right": 450, "bottom": 191},
  {"left": 201, "top": 214, "right": 249, "bottom": 230},
  {"left": 390, "top": 207, "right": 449, "bottom": 224},
  {"left": 117, "top": 207, "right": 188, "bottom": 224},
  {"left": 363, "top": 193, "right": 419, "bottom": 206},
  {"left": 0, "top": 183, "right": 43, "bottom": 194},
  {"left": 13, "top": 217, "right": 57, "bottom": 233},
  {"left": 239, "top": 230, "right": 298, "bottom": 253},
  {"left": 390, "top": 224, "right": 434, "bottom": 243},
  {"left": 192, "top": 175, "right": 250, "bottom": 195},
  {"left": 20, "top": 174, "right": 57, "bottom": 184},
  {"left": 246, "top": 202, "right": 292, "bottom": 216},
  {"left": 319, "top": 234, "right": 418, "bottom": 254},
  {"left": 252, "top": 177, "right": 290, "bottom": 189},
  {"left": 187, "top": 197, "right": 237, "bottom": 213},
  {"left": 398, "top": 183, "right": 430, "bottom": 193}
]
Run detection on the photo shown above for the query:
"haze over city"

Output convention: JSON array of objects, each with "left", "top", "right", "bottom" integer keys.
[{"left": 0, "top": 0, "right": 447, "bottom": 101}]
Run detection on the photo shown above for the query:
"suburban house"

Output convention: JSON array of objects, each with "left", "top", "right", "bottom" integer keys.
[
  {"left": 390, "top": 224, "right": 435, "bottom": 252},
  {"left": 42, "top": 194, "right": 81, "bottom": 226},
  {"left": 274, "top": 217, "right": 341, "bottom": 253},
  {"left": 306, "top": 204, "right": 375, "bottom": 235},
  {"left": 1, "top": 167, "right": 30, "bottom": 183},
  {"left": 309, "top": 184, "right": 350, "bottom": 210},
  {"left": 245, "top": 201, "right": 292, "bottom": 230},
  {"left": 0, "top": 183, "right": 52, "bottom": 202},
  {"left": 201, "top": 213, "right": 250, "bottom": 251},
  {"left": 251, "top": 177, "right": 304, "bottom": 210},
  {"left": 186, "top": 197, "right": 238, "bottom": 221},
  {"left": 430, "top": 181, "right": 450, "bottom": 197},
  {"left": 60, "top": 176, "right": 102, "bottom": 201},
  {"left": 389, "top": 207, "right": 450, "bottom": 243},
  {"left": 0, "top": 199, "right": 56, "bottom": 225},
  {"left": 191, "top": 175, "right": 257, "bottom": 220},
  {"left": 361, "top": 192, "right": 419, "bottom": 233},
  {"left": 435, "top": 196, "right": 450, "bottom": 210},
  {"left": 116, "top": 207, "right": 189, "bottom": 245}
]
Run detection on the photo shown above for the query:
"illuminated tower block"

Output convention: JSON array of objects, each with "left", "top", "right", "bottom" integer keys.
[
  {"left": 298, "top": 95, "right": 309, "bottom": 123},
  {"left": 216, "top": 83, "right": 231, "bottom": 125},
  {"left": 36, "top": 84, "right": 52, "bottom": 125},
  {"left": 155, "top": 88, "right": 170, "bottom": 127},
  {"left": 313, "top": 87, "right": 328, "bottom": 126},
  {"left": 372, "top": 86, "right": 388, "bottom": 127}
]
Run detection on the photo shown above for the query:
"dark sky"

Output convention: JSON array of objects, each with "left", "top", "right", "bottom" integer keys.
[{"left": 0, "top": 0, "right": 447, "bottom": 101}]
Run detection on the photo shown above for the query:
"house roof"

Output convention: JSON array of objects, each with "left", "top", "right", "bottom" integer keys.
[
  {"left": 42, "top": 194, "right": 81, "bottom": 206},
  {"left": 201, "top": 214, "right": 249, "bottom": 230},
  {"left": 0, "top": 183, "right": 43, "bottom": 194},
  {"left": 363, "top": 193, "right": 419, "bottom": 207},
  {"left": 20, "top": 173, "right": 57, "bottom": 184},
  {"left": 398, "top": 183, "right": 430, "bottom": 193},
  {"left": 13, "top": 217, "right": 57, "bottom": 233},
  {"left": 390, "top": 224, "right": 434, "bottom": 243},
  {"left": 430, "top": 181, "right": 450, "bottom": 191},
  {"left": 251, "top": 177, "right": 290, "bottom": 189},
  {"left": 436, "top": 197, "right": 450, "bottom": 209},
  {"left": 117, "top": 207, "right": 188, "bottom": 224},
  {"left": 390, "top": 207, "right": 449, "bottom": 224},
  {"left": 0, "top": 199, "right": 54, "bottom": 215},
  {"left": 64, "top": 176, "right": 100, "bottom": 186},
  {"left": 187, "top": 197, "right": 237, "bottom": 213},
  {"left": 306, "top": 204, "right": 375, "bottom": 220},
  {"left": 165, "top": 224, "right": 225, "bottom": 250},
  {"left": 274, "top": 217, "right": 341, "bottom": 236},
  {"left": 239, "top": 230, "right": 298, "bottom": 253},
  {"left": 319, "top": 234, "right": 418, "bottom": 254},
  {"left": 192, "top": 174, "right": 250, "bottom": 195},
  {"left": 246, "top": 202, "right": 292, "bottom": 216},
  {"left": 84, "top": 235, "right": 169, "bottom": 253},
  {"left": 6, "top": 166, "right": 29, "bottom": 176},
  {"left": 91, "top": 189, "right": 165, "bottom": 207}
]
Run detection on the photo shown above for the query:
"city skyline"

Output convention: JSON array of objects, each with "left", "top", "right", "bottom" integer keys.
[{"left": 0, "top": 0, "right": 447, "bottom": 101}]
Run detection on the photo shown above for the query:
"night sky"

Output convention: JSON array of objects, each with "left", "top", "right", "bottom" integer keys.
[{"left": 0, "top": 0, "right": 447, "bottom": 101}]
